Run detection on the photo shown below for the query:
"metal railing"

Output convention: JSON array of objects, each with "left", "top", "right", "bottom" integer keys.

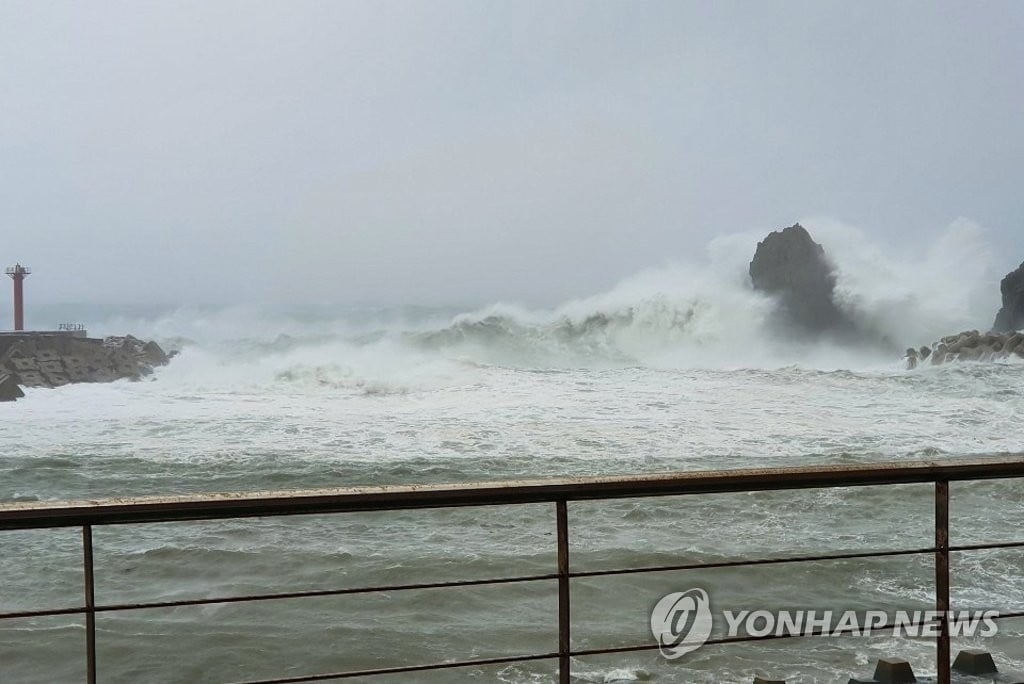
[{"left": 3, "top": 457, "right": 1024, "bottom": 683}]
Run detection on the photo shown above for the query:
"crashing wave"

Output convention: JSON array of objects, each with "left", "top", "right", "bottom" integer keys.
[{"left": 81, "top": 220, "right": 1008, "bottom": 384}]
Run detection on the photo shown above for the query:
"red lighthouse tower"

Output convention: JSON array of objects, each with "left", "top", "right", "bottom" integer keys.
[{"left": 5, "top": 264, "right": 31, "bottom": 331}]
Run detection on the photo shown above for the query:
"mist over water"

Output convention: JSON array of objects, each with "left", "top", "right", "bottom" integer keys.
[
  {"left": 2, "top": 223, "right": 1022, "bottom": 683},
  {"left": 76, "top": 220, "right": 1002, "bottom": 380}
]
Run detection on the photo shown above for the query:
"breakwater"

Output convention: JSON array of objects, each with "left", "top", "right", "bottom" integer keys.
[{"left": 0, "top": 332, "right": 170, "bottom": 401}]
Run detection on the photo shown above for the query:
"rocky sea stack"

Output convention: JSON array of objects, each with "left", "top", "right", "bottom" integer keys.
[{"left": 749, "top": 223, "right": 851, "bottom": 337}]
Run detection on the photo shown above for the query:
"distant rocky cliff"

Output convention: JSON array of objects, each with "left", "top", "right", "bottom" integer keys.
[
  {"left": 0, "top": 333, "right": 171, "bottom": 401},
  {"left": 992, "top": 261, "right": 1024, "bottom": 334},
  {"left": 903, "top": 259, "right": 1024, "bottom": 368},
  {"left": 748, "top": 222, "right": 1024, "bottom": 367}
]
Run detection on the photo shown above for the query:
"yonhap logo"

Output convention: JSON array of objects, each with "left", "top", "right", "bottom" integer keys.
[
  {"left": 650, "top": 588, "right": 1000, "bottom": 661},
  {"left": 650, "top": 588, "right": 713, "bottom": 659}
]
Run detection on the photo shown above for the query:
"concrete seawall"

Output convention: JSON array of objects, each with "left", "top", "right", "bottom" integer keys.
[{"left": 0, "top": 332, "right": 171, "bottom": 401}]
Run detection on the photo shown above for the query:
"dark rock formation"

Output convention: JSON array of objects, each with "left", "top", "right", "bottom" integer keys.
[
  {"left": 749, "top": 223, "right": 848, "bottom": 336},
  {"left": 0, "top": 333, "right": 171, "bottom": 400},
  {"left": 992, "top": 261, "right": 1024, "bottom": 333},
  {"left": 0, "top": 372, "right": 24, "bottom": 401}
]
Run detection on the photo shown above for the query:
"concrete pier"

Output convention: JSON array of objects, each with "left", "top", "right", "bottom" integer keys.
[{"left": 0, "top": 331, "right": 170, "bottom": 400}]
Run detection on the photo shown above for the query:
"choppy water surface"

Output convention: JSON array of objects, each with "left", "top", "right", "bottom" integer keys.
[
  {"left": 3, "top": 229, "right": 1024, "bottom": 684},
  {"left": 2, "top": 340, "right": 1023, "bottom": 683}
]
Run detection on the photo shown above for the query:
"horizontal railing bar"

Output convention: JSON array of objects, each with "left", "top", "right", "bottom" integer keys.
[
  {"left": 4, "top": 457, "right": 1024, "bottom": 530},
  {"left": 989, "top": 611, "right": 1024, "bottom": 621},
  {"left": 950, "top": 540, "right": 1024, "bottom": 552},
  {"left": 93, "top": 573, "right": 558, "bottom": 613},
  {"left": 231, "top": 617, "right": 943, "bottom": 683},
  {"left": 8, "top": 539, "right": 1024, "bottom": 622},
  {"left": 569, "top": 546, "right": 937, "bottom": 578},
  {"left": 571, "top": 615, "right": 942, "bottom": 657},
  {"left": 0, "top": 574, "right": 559, "bottom": 621},
  {"left": 0, "top": 606, "right": 88, "bottom": 620},
  {"left": 230, "top": 652, "right": 560, "bottom": 684},
  {"left": 0, "top": 548, "right": 933, "bottom": 622},
  {"left": 241, "top": 616, "right": 945, "bottom": 682}
]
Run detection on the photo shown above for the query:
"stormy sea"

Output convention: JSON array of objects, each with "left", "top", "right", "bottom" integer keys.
[{"left": 2, "top": 223, "right": 1023, "bottom": 683}]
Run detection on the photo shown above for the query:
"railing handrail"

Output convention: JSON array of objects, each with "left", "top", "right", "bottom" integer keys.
[
  {"left": 3, "top": 456, "right": 1024, "bottom": 530},
  {"left": 6, "top": 455, "right": 1024, "bottom": 683}
]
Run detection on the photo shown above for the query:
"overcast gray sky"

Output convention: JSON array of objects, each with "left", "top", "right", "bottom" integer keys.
[{"left": 1, "top": 0, "right": 1022, "bottom": 314}]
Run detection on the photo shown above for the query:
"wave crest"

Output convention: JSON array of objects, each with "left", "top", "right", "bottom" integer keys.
[{"left": 90, "top": 219, "right": 1006, "bottom": 384}]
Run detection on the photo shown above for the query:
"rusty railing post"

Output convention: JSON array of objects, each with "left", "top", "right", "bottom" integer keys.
[
  {"left": 83, "top": 524, "right": 97, "bottom": 684},
  {"left": 935, "top": 480, "right": 950, "bottom": 684},
  {"left": 556, "top": 500, "right": 570, "bottom": 684}
]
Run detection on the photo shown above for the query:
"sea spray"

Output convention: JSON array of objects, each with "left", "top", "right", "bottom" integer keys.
[{"left": 69, "top": 220, "right": 1008, "bottom": 386}]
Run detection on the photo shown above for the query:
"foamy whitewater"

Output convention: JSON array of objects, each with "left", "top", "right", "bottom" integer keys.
[{"left": 2, "top": 224, "right": 1023, "bottom": 683}]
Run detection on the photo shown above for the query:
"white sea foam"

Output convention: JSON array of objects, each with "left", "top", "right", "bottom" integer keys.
[{"left": 73, "top": 220, "right": 1002, "bottom": 387}]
